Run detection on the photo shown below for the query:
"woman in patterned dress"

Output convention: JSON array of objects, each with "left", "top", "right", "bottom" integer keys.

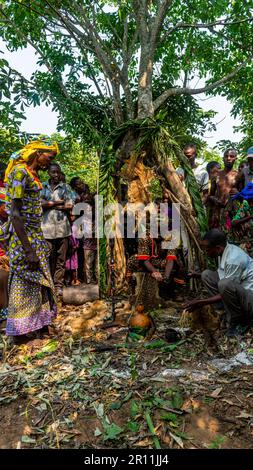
[
  {"left": 0, "top": 139, "right": 59, "bottom": 340},
  {"left": 0, "top": 181, "right": 9, "bottom": 323}
]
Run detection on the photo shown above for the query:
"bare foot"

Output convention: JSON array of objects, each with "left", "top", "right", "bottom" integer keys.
[
  {"left": 12, "top": 335, "right": 32, "bottom": 345},
  {"left": 71, "top": 279, "right": 81, "bottom": 286}
]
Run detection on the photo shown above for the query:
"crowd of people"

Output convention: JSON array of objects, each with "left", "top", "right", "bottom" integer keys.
[
  {"left": 125, "top": 143, "right": 253, "bottom": 337},
  {"left": 1, "top": 138, "right": 253, "bottom": 342}
]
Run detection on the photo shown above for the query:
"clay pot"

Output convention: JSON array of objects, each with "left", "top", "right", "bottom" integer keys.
[{"left": 129, "top": 304, "right": 152, "bottom": 330}]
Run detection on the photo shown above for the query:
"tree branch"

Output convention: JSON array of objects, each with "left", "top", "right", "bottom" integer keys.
[
  {"left": 0, "top": 6, "right": 72, "bottom": 101},
  {"left": 2, "top": 61, "right": 35, "bottom": 89},
  {"left": 122, "top": 15, "right": 129, "bottom": 61},
  {"left": 164, "top": 16, "right": 253, "bottom": 37},
  {"left": 127, "top": 24, "right": 139, "bottom": 63},
  {"left": 64, "top": 0, "right": 123, "bottom": 80},
  {"left": 133, "top": 0, "right": 148, "bottom": 46},
  {"left": 150, "top": 0, "right": 173, "bottom": 55},
  {"left": 153, "top": 56, "right": 253, "bottom": 110},
  {"left": 42, "top": 0, "right": 86, "bottom": 47},
  {"left": 120, "top": 14, "right": 135, "bottom": 119},
  {"left": 8, "top": 0, "right": 62, "bottom": 29},
  {"left": 32, "top": 1, "right": 107, "bottom": 100},
  {"left": 92, "top": 0, "right": 122, "bottom": 45}
]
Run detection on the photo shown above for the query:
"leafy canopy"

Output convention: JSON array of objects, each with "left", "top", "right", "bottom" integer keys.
[{"left": 0, "top": 0, "right": 252, "bottom": 141}]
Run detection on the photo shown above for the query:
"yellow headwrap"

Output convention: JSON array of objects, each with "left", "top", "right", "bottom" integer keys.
[{"left": 4, "top": 139, "right": 60, "bottom": 183}]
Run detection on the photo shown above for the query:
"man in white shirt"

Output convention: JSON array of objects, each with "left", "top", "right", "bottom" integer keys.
[
  {"left": 176, "top": 143, "right": 209, "bottom": 197},
  {"left": 184, "top": 229, "right": 253, "bottom": 337}
]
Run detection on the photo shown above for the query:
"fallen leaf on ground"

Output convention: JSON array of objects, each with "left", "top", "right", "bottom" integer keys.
[
  {"left": 169, "top": 432, "right": 184, "bottom": 448},
  {"left": 210, "top": 387, "right": 223, "bottom": 398},
  {"left": 236, "top": 412, "right": 253, "bottom": 419}
]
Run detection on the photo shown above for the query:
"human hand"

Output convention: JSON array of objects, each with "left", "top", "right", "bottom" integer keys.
[
  {"left": 53, "top": 199, "right": 64, "bottom": 206},
  {"left": 151, "top": 271, "right": 163, "bottom": 282},
  {"left": 163, "top": 276, "right": 171, "bottom": 284},
  {"left": 25, "top": 249, "right": 40, "bottom": 271},
  {"left": 187, "top": 270, "right": 201, "bottom": 279},
  {"left": 56, "top": 202, "right": 73, "bottom": 211},
  {"left": 182, "top": 299, "right": 203, "bottom": 311},
  {"left": 229, "top": 188, "right": 239, "bottom": 196}
]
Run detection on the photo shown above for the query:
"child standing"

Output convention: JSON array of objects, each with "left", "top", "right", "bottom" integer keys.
[{"left": 65, "top": 221, "right": 80, "bottom": 285}]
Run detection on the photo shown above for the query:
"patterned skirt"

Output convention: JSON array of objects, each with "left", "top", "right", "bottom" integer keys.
[
  {"left": 7, "top": 275, "right": 56, "bottom": 335},
  {"left": 6, "top": 227, "right": 57, "bottom": 336},
  {"left": 0, "top": 264, "right": 8, "bottom": 322}
]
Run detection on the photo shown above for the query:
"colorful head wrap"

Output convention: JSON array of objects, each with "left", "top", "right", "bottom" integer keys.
[
  {"left": 4, "top": 138, "right": 59, "bottom": 183},
  {"left": 232, "top": 182, "right": 253, "bottom": 200}
]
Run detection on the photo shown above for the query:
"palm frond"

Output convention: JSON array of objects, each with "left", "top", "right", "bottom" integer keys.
[{"left": 99, "top": 114, "right": 209, "bottom": 292}]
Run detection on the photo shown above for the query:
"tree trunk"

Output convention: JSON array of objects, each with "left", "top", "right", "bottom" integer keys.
[
  {"left": 163, "top": 161, "right": 200, "bottom": 239},
  {"left": 114, "top": 235, "right": 128, "bottom": 293},
  {"left": 137, "top": 50, "right": 154, "bottom": 119},
  {"left": 163, "top": 160, "right": 204, "bottom": 268},
  {"left": 111, "top": 81, "right": 124, "bottom": 125}
]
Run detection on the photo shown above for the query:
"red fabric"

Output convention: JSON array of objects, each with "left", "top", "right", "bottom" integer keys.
[
  {"left": 166, "top": 255, "right": 177, "bottom": 260},
  {"left": 0, "top": 247, "right": 5, "bottom": 257}
]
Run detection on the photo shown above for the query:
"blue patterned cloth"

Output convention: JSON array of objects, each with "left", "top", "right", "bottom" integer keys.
[{"left": 0, "top": 307, "right": 7, "bottom": 322}]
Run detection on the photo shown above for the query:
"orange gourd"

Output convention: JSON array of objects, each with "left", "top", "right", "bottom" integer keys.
[{"left": 129, "top": 304, "right": 152, "bottom": 330}]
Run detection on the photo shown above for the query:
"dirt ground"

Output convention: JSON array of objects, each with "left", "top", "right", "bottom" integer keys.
[{"left": 1, "top": 292, "right": 253, "bottom": 450}]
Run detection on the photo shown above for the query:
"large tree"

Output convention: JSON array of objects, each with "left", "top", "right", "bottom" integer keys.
[{"left": 0, "top": 1, "right": 253, "bottom": 133}]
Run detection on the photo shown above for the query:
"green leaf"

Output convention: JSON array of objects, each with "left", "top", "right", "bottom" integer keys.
[
  {"left": 35, "top": 340, "right": 58, "bottom": 359},
  {"left": 103, "top": 422, "right": 124, "bottom": 441},
  {"left": 109, "top": 401, "right": 122, "bottom": 410},
  {"left": 94, "top": 427, "right": 103, "bottom": 437},
  {"left": 21, "top": 435, "right": 36, "bottom": 444},
  {"left": 127, "top": 331, "right": 145, "bottom": 342},
  {"left": 144, "top": 339, "right": 167, "bottom": 349},
  {"left": 208, "top": 435, "right": 226, "bottom": 449},
  {"left": 130, "top": 400, "right": 140, "bottom": 418},
  {"left": 144, "top": 411, "right": 161, "bottom": 449},
  {"left": 171, "top": 391, "right": 184, "bottom": 410},
  {"left": 127, "top": 421, "right": 140, "bottom": 433},
  {"left": 160, "top": 412, "right": 178, "bottom": 424}
]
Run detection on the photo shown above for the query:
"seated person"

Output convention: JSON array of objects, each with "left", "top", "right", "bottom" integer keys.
[
  {"left": 184, "top": 229, "right": 253, "bottom": 337},
  {"left": 127, "top": 229, "right": 184, "bottom": 299}
]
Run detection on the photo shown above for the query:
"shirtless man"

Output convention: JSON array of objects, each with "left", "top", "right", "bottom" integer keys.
[{"left": 208, "top": 149, "right": 240, "bottom": 227}]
